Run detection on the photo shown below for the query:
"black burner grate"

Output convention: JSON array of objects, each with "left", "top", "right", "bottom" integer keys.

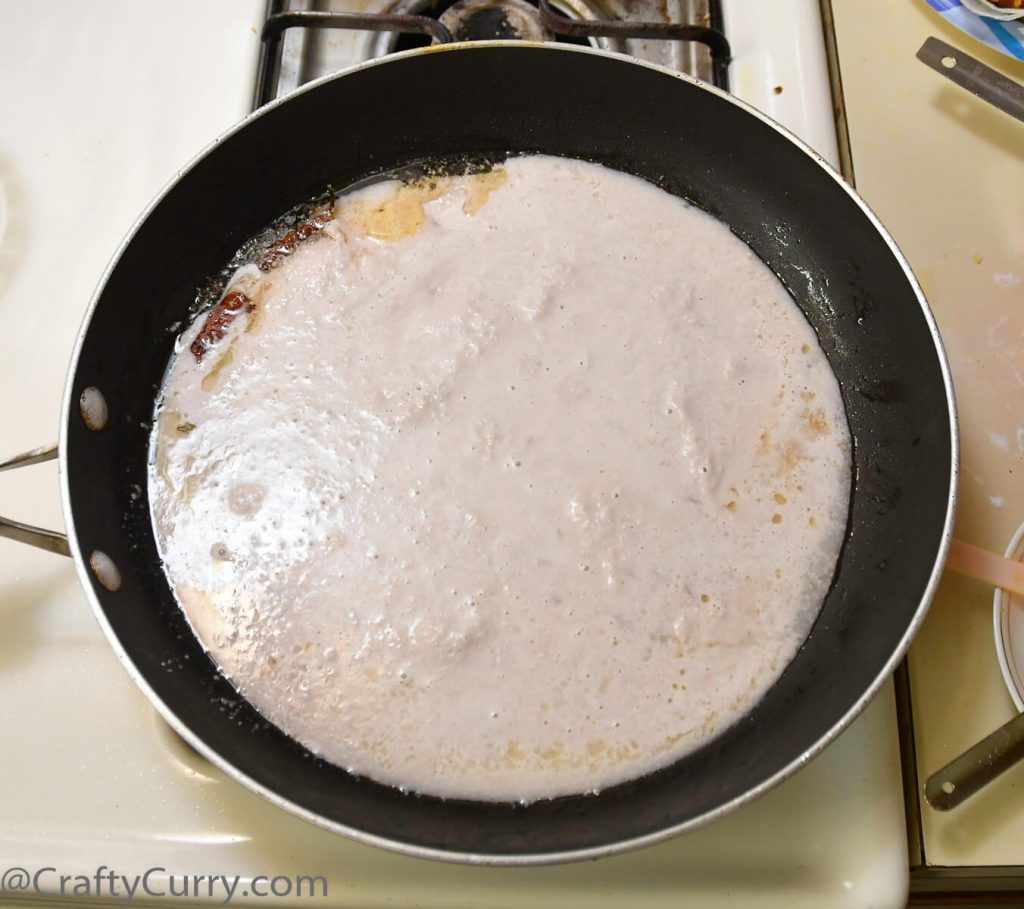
[{"left": 253, "top": 0, "right": 731, "bottom": 110}]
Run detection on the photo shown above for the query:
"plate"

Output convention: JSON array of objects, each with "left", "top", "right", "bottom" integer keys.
[
  {"left": 993, "top": 521, "right": 1024, "bottom": 711},
  {"left": 924, "top": 0, "right": 1024, "bottom": 60}
]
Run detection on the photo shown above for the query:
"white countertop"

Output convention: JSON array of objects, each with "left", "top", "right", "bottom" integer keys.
[{"left": 0, "top": 2, "right": 909, "bottom": 905}]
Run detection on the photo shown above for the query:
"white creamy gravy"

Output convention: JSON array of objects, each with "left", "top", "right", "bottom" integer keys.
[{"left": 150, "top": 156, "right": 851, "bottom": 802}]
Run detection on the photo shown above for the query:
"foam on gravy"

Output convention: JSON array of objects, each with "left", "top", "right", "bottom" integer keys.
[{"left": 149, "top": 156, "right": 851, "bottom": 802}]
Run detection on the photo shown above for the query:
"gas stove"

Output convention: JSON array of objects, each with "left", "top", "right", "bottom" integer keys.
[
  {"left": 256, "top": 0, "right": 840, "bottom": 162},
  {"left": 260, "top": 0, "right": 729, "bottom": 100},
  {"left": 0, "top": 2, "right": 911, "bottom": 906}
]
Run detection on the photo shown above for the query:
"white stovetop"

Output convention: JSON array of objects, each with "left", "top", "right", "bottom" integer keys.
[{"left": 0, "top": 2, "right": 907, "bottom": 906}]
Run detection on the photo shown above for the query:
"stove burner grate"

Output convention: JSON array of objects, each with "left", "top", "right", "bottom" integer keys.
[
  {"left": 439, "top": 0, "right": 551, "bottom": 44},
  {"left": 254, "top": 0, "right": 730, "bottom": 109}
]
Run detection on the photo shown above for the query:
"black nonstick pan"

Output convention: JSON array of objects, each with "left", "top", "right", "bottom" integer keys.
[{"left": 4, "top": 44, "right": 957, "bottom": 863}]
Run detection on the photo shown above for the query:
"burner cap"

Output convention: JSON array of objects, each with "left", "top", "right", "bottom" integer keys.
[{"left": 439, "top": 0, "right": 550, "bottom": 42}]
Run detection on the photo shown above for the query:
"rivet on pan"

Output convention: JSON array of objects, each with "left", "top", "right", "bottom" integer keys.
[
  {"left": 80, "top": 387, "right": 109, "bottom": 431},
  {"left": 89, "top": 550, "right": 122, "bottom": 592}
]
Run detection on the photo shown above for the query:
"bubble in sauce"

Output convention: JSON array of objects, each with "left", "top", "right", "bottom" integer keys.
[{"left": 228, "top": 483, "right": 266, "bottom": 517}]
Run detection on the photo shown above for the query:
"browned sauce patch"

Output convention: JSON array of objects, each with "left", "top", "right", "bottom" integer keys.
[
  {"left": 344, "top": 170, "right": 508, "bottom": 242},
  {"left": 801, "top": 407, "right": 830, "bottom": 438},
  {"left": 462, "top": 169, "right": 508, "bottom": 216},
  {"left": 346, "top": 182, "right": 443, "bottom": 242},
  {"left": 783, "top": 440, "right": 806, "bottom": 471},
  {"left": 201, "top": 348, "right": 235, "bottom": 393}
]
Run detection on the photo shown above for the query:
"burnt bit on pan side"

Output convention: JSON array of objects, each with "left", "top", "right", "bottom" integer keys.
[
  {"left": 189, "top": 189, "right": 339, "bottom": 323},
  {"left": 191, "top": 290, "right": 255, "bottom": 363},
  {"left": 257, "top": 197, "right": 337, "bottom": 272}
]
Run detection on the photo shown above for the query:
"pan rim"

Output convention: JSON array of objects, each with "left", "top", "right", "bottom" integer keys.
[{"left": 58, "top": 40, "right": 959, "bottom": 866}]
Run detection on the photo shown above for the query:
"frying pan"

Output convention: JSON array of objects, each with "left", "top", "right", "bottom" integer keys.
[{"left": 2, "top": 44, "right": 956, "bottom": 863}]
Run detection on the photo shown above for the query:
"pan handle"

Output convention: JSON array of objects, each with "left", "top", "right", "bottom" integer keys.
[
  {"left": 916, "top": 37, "right": 1024, "bottom": 123},
  {"left": 924, "top": 710, "right": 1024, "bottom": 810},
  {"left": 0, "top": 444, "right": 70, "bottom": 557}
]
